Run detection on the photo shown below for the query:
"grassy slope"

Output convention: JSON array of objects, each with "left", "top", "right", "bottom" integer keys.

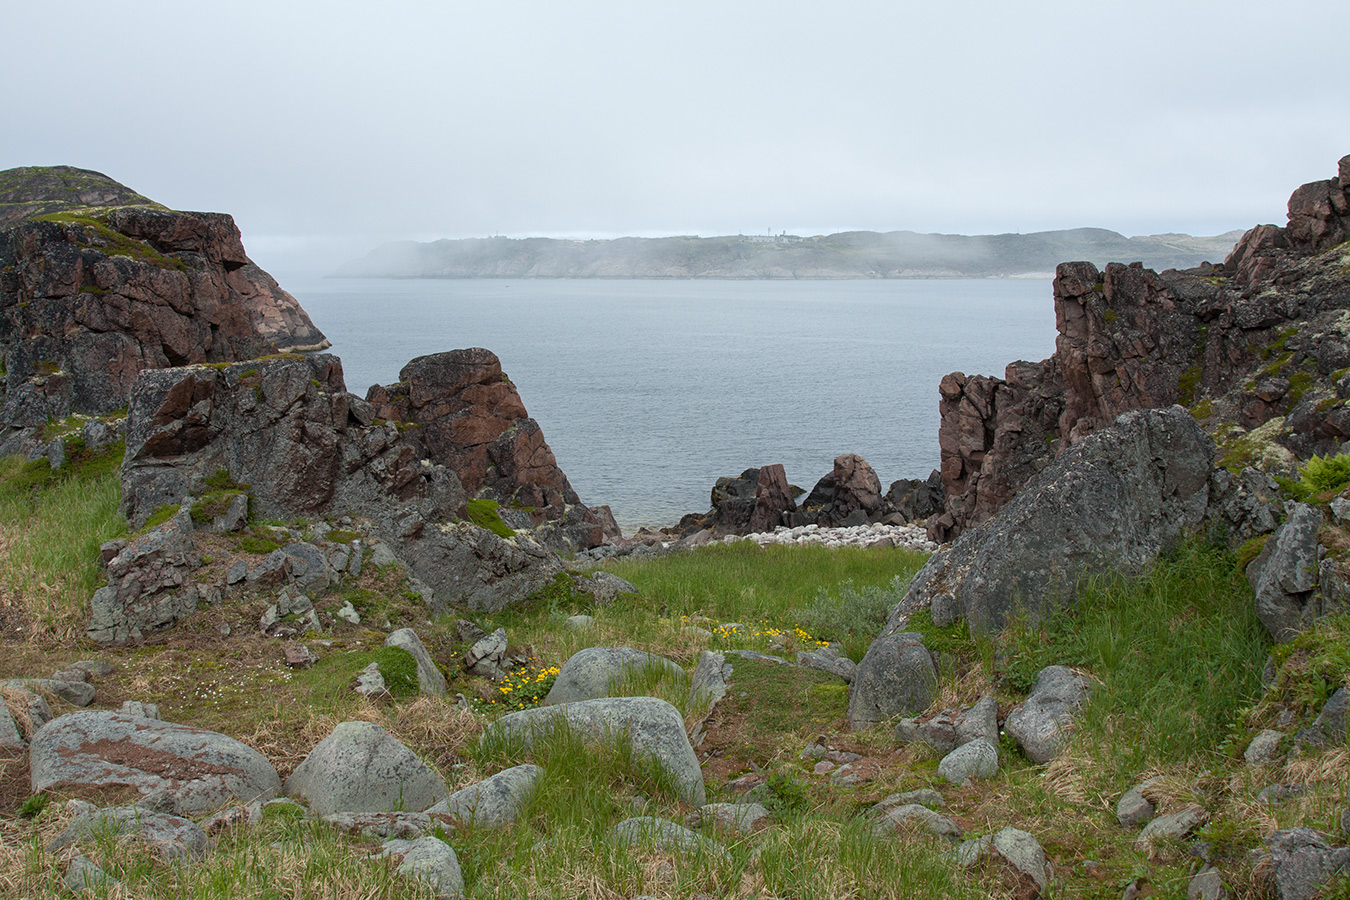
[{"left": 0, "top": 447, "right": 1346, "bottom": 899}]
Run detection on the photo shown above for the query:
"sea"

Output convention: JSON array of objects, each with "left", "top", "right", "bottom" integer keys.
[{"left": 284, "top": 278, "right": 1059, "bottom": 533}]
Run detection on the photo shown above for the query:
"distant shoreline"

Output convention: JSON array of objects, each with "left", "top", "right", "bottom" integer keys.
[{"left": 335, "top": 227, "right": 1242, "bottom": 280}]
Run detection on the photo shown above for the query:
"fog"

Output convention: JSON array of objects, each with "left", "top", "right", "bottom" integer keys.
[{"left": 3, "top": 1, "right": 1348, "bottom": 277}]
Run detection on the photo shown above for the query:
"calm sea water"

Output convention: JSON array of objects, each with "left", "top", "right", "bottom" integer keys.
[{"left": 286, "top": 278, "right": 1057, "bottom": 532}]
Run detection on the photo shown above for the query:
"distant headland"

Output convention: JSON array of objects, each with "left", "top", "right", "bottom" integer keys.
[{"left": 336, "top": 228, "right": 1244, "bottom": 280}]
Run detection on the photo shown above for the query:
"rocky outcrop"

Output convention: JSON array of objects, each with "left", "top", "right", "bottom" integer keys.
[
  {"left": 0, "top": 166, "right": 328, "bottom": 434},
  {"left": 115, "top": 352, "right": 579, "bottom": 616},
  {"left": 932, "top": 154, "right": 1350, "bottom": 541},
  {"left": 366, "top": 349, "right": 617, "bottom": 552},
  {"left": 895, "top": 407, "right": 1214, "bottom": 635}
]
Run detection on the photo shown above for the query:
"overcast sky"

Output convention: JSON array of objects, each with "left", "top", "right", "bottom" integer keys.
[{"left": 5, "top": 1, "right": 1348, "bottom": 275}]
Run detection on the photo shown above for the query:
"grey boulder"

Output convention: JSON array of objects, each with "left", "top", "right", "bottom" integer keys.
[
  {"left": 1116, "top": 778, "right": 1160, "bottom": 828},
  {"left": 49, "top": 806, "right": 210, "bottom": 862},
  {"left": 956, "top": 827, "right": 1050, "bottom": 897},
  {"left": 938, "top": 738, "right": 999, "bottom": 784},
  {"left": 1257, "top": 828, "right": 1350, "bottom": 900},
  {"left": 428, "top": 764, "right": 540, "bottom": 829},
  {"left": 613, "top": 816, "right": 725, "bottom": 857},
  {"left": 892, "top": 406, "right": 1214, "bottom": 634},
  {"left": 29, "top": 711, "right": 280, "bottom": 816},
  {"left": 873, "top": 803, "right": 962, "bottom": 842},
  {"left": 285, "top": 721, "right": 447, "bottom": 814},
  {"left": 543, "top": 647, "right": 685, "bottom": 705},
  {"left": 483, "top": 697, "right": 705, "bottom": 805},
  {"left": 1248, "top": 503, "right": 1324, "bottom": 642},
  {"left": 382, "top": 836, "right": 464, "bottom": 899},
  {"left": 1005, "top": 666, "right": 1092, "bottom": 764},
  {"left": 847, "top": 632, "right": 936, "bottom": 730},
  {"left": 1135, "top": 805, "right": 1208, "bottom": 852},
  {"left": 688, "top": 802, "right": 769, "bottom": 834}
]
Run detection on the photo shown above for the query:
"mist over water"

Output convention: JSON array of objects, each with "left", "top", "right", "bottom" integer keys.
[{"left": 289, "top": 278, "right": 1057, "bottom": 532}]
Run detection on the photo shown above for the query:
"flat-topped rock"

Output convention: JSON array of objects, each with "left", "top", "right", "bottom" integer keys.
[
  {"left": 29, "top": 711, "right": 280, "bottom": 816},
  {"left": 544, "top": 647, "right": 685, "bottom": 705}
]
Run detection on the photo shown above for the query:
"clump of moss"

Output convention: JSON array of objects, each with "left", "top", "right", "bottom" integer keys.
[
  {"left": 467, "top": 498, "right": 515, "bottom": 538},
  {"left": 370, "top": 646, "right": 421, "bottom": 698},
  {"left": 326, "top": 529, "right": 361, "bottom": 544}
]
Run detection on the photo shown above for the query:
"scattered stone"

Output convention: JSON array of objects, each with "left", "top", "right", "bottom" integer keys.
[
  {"left": 385, "top": 628, "right": 448, "bottom": 697},
  {"left": 1245, "top": 729, "right": 1285, "bottom": 766},
  {"left": 544, "top": 647, "right": 684, "bottom": 705},
  {"left": 64, "top": 850, "right": 116, "bottom": 893},
  {"left": 336, "top": 601, "right": 361, "bottom": 624},
  {"left": 227, "top": 561, "right": 248, "bottom": 584},
  {"left": 1116, "top": 778, "right": 1161, "bottom": 829},
  {"left": 1136, "top": 805, "right": 1208, "bottom": 853},
  {"left": 1258, "top": 783, "right": 1308, "bottom": 806},
  {"left": 1302, "top": 688, "right": 1349, "bottom": 747},
  {"left": 119, "top": 700, "right": 161, "bottom": 720},
  {"left": 0, "top": 705, "right": 23, "bottom": 750},
  {"left": 260, "top": 605, "right": 280, "bottom": 633},
  {"left": 873, "top": 804, "right": 962, "bottom": 842},
  {"left": 813, "top": 760, "right": 835, "bottom": 776},
  {"left": 687, "top": 802, "right": 769, "bottom": 834},
  {"left": 355, "top": 663, "right": 389, "bottom": 698},
  {"left": 30, "top": 710, "right": 280, "bottom": 816},
  {"left": 5, "top": 677, "right": 95, "bottom": 708},
  {"left": 1188, "top": 866, "right": 1224, "bottom": 900},
  {"left": 1257, "top": 827, "right": 1350, "bottom": 900},
  {"left": 283, "top": 643, "right": 318, "bottom": 668},
  {"left": 381, "top": 836, "right": 464, "bottom": 899},
  {"left": 564, "top": 614, "right": 594, "bottom": 629},
  {"left": 1005, "top": 665, "right": 1092, "bottom": 764},
  {"left": 956, "top": 827, "right": 1050, "bottom": 898},
  {"left": 463, "top": 628, "right": 509, "bottom": 680},
  {"left": 847, "top": 632, "right": 936, "bottom": 730},
  {"left": 938, "top": 739, "right": 999, "bottom": 785},
  {"left": 69, "top": 660, "right": 115, "bottom": 680},
  {"left": 284, "top": 721, "right": 448, "bottom": 814},
  {"left": 428, "top": 765, "right": 540, "bottom": 829},
  {"left": 49, "top": 806, "right": 210, "bottom": 862},
  {"left": 1248, "top": 503, "right": 1325, "bottom": 642},
  {"left": 876, "top": 789, "right": 945, "bottom": 812},
  {"left": 956, "top": 695, "right": 1001, "bottom": 747},
  {"left": 612, "top": 816, "right": 725, "bottom": 857},
  {"left": 796, "top": 649, "right": 856, "bottom": 682},
  {"left": 87, "top": 506, "right": 200, "bottom": 644},
  {"left": 574, "top": 571, "right": 638, "bottom": 604},
  {"left": 483, "top": 697, "right": 705, "bottom": 805},
  {"left": 325, "top": 811, "right": 431, "bottom": 840}
]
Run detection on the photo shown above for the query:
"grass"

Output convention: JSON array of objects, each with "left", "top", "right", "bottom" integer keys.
[{"left": 0, "top": 444, "right": 126, "bottom": 638}]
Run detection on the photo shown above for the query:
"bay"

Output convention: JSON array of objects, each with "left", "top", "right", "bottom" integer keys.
[{"left": 287, "top": 278, "right": 1058, "bottom": 532}]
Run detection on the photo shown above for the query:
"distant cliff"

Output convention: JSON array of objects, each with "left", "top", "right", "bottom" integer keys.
[
  {"left": 336, "top": 228, "right": 1243, "bottom": 280},
  {"left": 0, "top": 165, "right": 329, "bottom": 429}
]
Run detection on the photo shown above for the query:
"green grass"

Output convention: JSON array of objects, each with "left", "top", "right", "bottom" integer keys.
[
  {"left": 994, "top": 539, "right": 1268, "bottom": 783},
  {"left": 0, "top": 445, "right": 127, "bottom": 637},
  {"left": 600, "top": 542, "right": 926, "bottom": 626}
]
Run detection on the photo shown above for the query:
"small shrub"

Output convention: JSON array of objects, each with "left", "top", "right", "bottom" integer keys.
[
  {"left": 467, "top": 497, "right": 515, "bottom": 538},
  {"left": 762, "top": 771, "right": 809, "bottom": 815}
]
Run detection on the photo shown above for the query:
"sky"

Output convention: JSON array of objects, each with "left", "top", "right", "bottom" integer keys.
[{"left": 4, "top": 1, "right": 1349, "bottom": 276}]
